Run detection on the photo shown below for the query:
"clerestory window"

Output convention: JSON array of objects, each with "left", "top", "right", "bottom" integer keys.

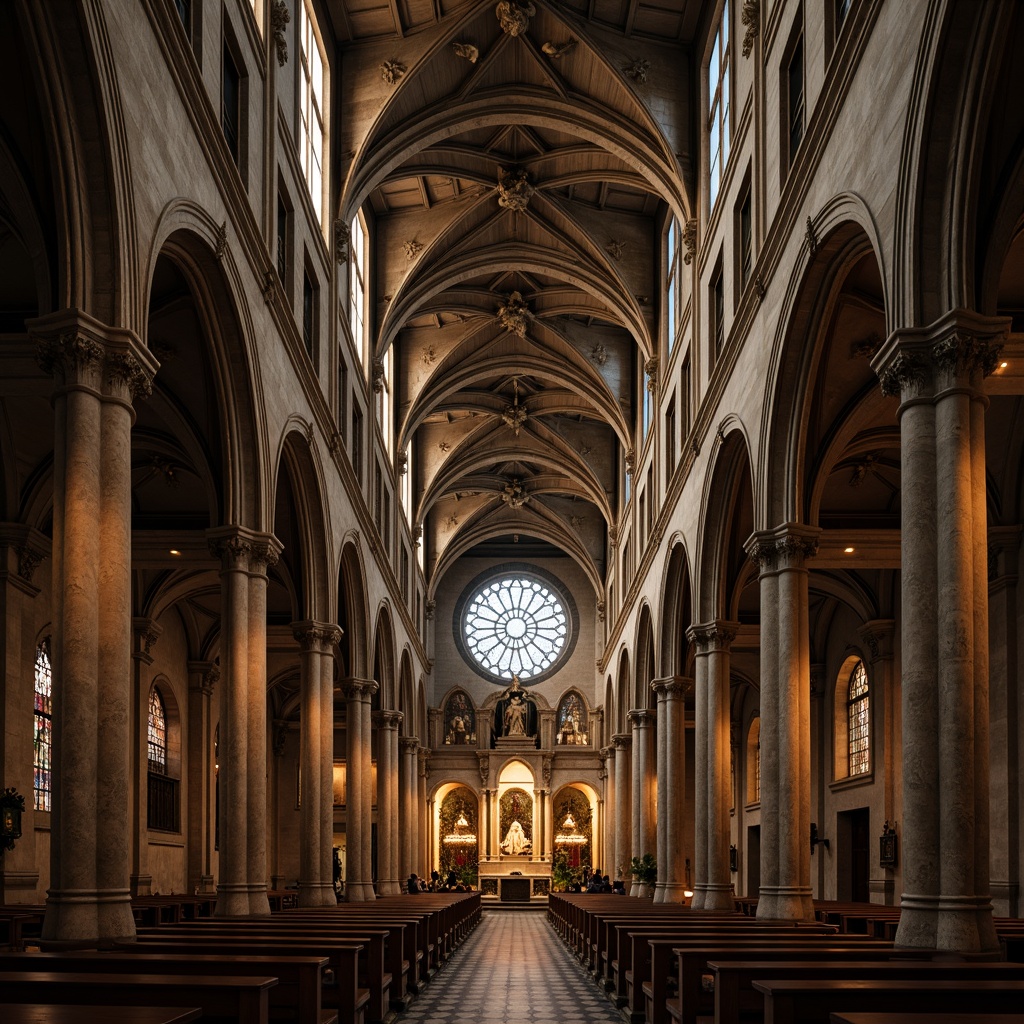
[
  {"left": 33, "top": 639, "right": 53, "bottom": 812},
  {"left": 707, "top": 4, "right": 731, "bottom": 210},
  {"left": 299, "top": 0, "right": 327, "bottom": 226}
]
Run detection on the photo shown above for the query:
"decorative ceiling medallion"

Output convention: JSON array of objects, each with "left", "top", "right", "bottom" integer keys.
[
  {"left": 502, "top": 377, "right": 528, "bottom": 436},
  {"left": 453, "top": 41, "right": 480, "bottom": 63},
  {"left": 496, "top": 291, "right": 530, "bottom": 336},
  {"left": 438, "top": 440, "right": 452, "bottom": 452},
  {"left": 542, "top": 38, "right": 577, "bottom": 59},
  {"left": 606, "top": 239, "right": 625, "bottom": 260},
  {"left": 380, "top": 59, "right": 406, "bottom": 85},
  {"left": 495, "top": 1, "right": 536, "bottom": 37},
  {"left": 404, "top": 239, "right": 423, "bottom": 259},
  {"left": 501, "top": 478, "right": 529, "bottom": 509},
  {"left": 569, "top": 514, "right": 586, "bottom": 532},
  {"left": 623, "top": 58, "right": 651, "bottom": 84},
  {"left": 497, "top": 167, "right": 535, "bottom": 212},
  {"left": 589, "top": 343, "right": 608, "bottom": 365}
]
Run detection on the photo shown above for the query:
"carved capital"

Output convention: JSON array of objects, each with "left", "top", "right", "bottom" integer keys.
[
  {"left": 611, "top": 732, "right": 632, "bottom": 751},
  {"left": 338, "top": 677, "right": 378, "bottom": 703},
  {"left": 686, "top": 621, "right": 738, "bottom": 655},
  {"left": 137, "top": 620, "right": 163, "bottom": 659},
  {"left": 857, "top": 619, "right": 895, "bottom": 663},
  {"left": 270, "top": 0, "right": 290, "bottom": 66},
  {"left": 14, "top": 544, "right": 44, "bottom": 584},
  {"left": 626, "top": 708, "right": 655, "bottom": 729},
  {"left": 400, "top": 735, "right": 420, "bottom": 755},
  {"left": 682, "top": 218, "right": 698, "bottom": 265},
  {"left": 292, "top": 621, "right": 343, "bottom": 651},
  {"left": 745, "top": 524, "right": 820, "bottom": 573},
  {"left": 378, "top": 709, "right": 403, "bottom": 731},
  {"left": 651, "top": 674, "right": 693, "bottom": 699},
  {"left": 644, "top": 356, "right": 659, "bottom": 392},
  {"left": 741, "top": 0, "right": 760, "bottom": 58}
]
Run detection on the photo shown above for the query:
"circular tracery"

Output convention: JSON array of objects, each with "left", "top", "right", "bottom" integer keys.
[{"left": 454, "top": 565, "right": 578, "bottom": 684}]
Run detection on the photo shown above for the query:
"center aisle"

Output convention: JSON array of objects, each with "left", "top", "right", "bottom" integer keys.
[{"left": 400, "top": 908, "right": 623, "bottom": 1024}]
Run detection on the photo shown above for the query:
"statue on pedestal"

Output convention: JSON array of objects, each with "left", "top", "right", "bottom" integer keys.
[
  {"left": 500, "top": 819, "right": 532, "bottom": 855},
  {"left": 493, "top": 675, "right": 538, "bottom": 746}
]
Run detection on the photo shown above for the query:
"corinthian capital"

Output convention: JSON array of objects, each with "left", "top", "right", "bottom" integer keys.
[{"left": 686, "top": 622, "right": 738, "bottom": 655}]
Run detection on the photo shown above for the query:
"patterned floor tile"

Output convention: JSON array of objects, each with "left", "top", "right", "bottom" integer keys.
[{"left": 398, "top": 909, "right": 623, "bottom": 1023}]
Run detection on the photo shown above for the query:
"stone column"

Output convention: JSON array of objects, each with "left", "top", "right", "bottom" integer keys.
[
  {"left": 417, "top": 747, "right": 430, "bottom": 877},
  {"left": 376, "top": 710, "right": 402, "bottom": 895},
  {"left": 871, "top": 309, "right": 1007, "bottom": 953},
  {"left": 612, "top": 733, "right": 632, "bottom": 884},
  {"left": 746, "top": 524, "right": 819, "bottom": 922},
  {"left": 208, "top": 527, "right": 281, "bottom": 917},
  {"left": 0, "top": 527, "right": 47, "bottom": 903},
  {"left": 186, "top": 662, "right": 218, "bottom": 895},
  {"left": 688, "top": 624, "right": 738, "bottom": 910},
  {"left": 687, "top": 632, "right": 709, "bottom": 908},
  {"left": 400, "top": 736, "right": 420, "bottom": 877},
  {"left": 293, "top": 622, "right": 340, "bottom": 906},
  {"left": 129, "top": 619, "right": 161, "bottom": 897},
  {"left": 320, "top": 634, "right": 340, "bottom": 901},
  {"left": 652, "top": 677, "right": 691, "bottom": 903},
  {"left": 987, "top": 528, "right": 1021, "bottom": 917},
  {"left": 339, "top": 678, "right": 377, "bottom": 901},
  {"left": 32, "top": 311, "right": 157, "bottom": 944},
  {"left": 627, "top": 709, "right": 656, "bottom": 895},
  {"left": 599, "top": 746, "right": 615, "bottom": 877}
]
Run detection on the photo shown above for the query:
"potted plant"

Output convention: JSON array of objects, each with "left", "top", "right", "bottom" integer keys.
[{"left": 629, "top": 853, "right": 657, "bottom": 897}]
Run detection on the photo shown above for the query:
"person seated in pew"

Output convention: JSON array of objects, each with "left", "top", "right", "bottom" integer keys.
[{"left": 407, "top": 873, "right": 420, "bottom": 894}]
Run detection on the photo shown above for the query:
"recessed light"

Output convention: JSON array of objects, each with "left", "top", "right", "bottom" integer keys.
[
  {"left": 1000, "top": 361, "right": 1009, "bottom": 369},
  {"left": 169, "top": 549, "right": 182, "bottom": 556},
  {"left": 844, "top": 546, "right": 855, "bottom": 554}
]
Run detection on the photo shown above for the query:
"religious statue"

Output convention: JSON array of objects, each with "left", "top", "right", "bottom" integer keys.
[
  {"left": 504, "top": 695, "right": 527, "bottom": 735},
  {"left": 500, "top": 819, "right": 532, "bottom": 855},
  {"left": 493, "top": 675, "right": 538, "bottom": 745}
]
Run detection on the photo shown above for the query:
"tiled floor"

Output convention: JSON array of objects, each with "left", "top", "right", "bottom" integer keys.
[{"left": 400, "top": 908, "right": 622, "bottom": 1024}]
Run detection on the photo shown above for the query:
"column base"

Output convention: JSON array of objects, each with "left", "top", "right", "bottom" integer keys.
[
  {"left": 894, "top": 892, "right": 1001, "bottom": 955},
  {"left": 656, "top": 882, "right": 693, "bottom": 905},
  {"left": 377, "top": 878, "right": 402, "bottom": 897},
  {"left": 700, "top": 883, "right": 735, "bottom": 911},
  {"left": 214, "top": 882, "right": 270, "bottom": 917},
  {"left": 344, "top": 882, "right": 377, "bottom": 902},
  {"left": 689, "top": 884, "right": 707, "bottom": 910},
  {"left": 755, "top": 885, "right": 814, "bottom": 921},
  {"left": 41, "top": 888, "right": 136, "bottom": 945},
  {"left": 298, "top": 881, "right": 338, "bottom": 907}
]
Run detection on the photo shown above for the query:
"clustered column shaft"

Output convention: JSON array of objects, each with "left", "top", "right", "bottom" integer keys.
[
  {"left": 652, "top": 676, "right": 691, "bottom": 903},
  {"left": 32, "top": 310, "right": 157, "bottom": 944},
  {"left": 339, "top": 678, "right": 378, "bottom": 901},
  {"left": 872, "top": 309, "right": 1007, "bottom": 953}
]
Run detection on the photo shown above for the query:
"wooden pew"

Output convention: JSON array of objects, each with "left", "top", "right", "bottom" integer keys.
[
  {"left": 0, "top": 970, "right": 278, "bottom": 1023},
  {"left": 654, "top": 941, "right": 899, "bottom": 1024},
  {"left": 830, "top": 1015, "right": 1024, "bottom": 1024},
  {"left": 0, "top": 950, "right": 336, "bottom": 1024},
  {"left": 711, "top": 959, "right": 1024, "bottom": 1024},
  {"left": 123, "top": 936, "right": 367, "bottom": 1024},
  {"left": 754, "top": 978, "right": 1024, "bottom": 1024},
  {"left": 117, "top": 942, "right": 364, "bottom": 1024},
  {"left": 1, "top": 1007, "right": 203, "bottom": 1024}
]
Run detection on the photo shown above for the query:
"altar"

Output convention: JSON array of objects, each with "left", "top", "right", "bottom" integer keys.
[{"left": 478, "top": 864, "right": 551, "bottom": 902}]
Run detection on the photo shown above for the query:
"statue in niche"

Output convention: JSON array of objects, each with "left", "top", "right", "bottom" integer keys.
[
  {"left": 445, "top": 690, "right": 476, "bottom": 745},
  {"left": 557, "top": 692, "right": 589, "bottom": 745},
  {"left": 500, "top": 819, "right": 532, "bottom": 855},
  {"left": 493, "top": 675, "right": 538, "bottom": 745}
]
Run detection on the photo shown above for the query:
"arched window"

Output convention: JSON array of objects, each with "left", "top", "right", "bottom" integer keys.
[
  {"left": 147, "top": 684, "right": 179, "bottom": 831},
  {"left": 745, "top": 716, "right": 760, "bottom": 805},
  {"left": 350, "top": 211, "right": 368, "bottom": 364},
  {"left": 299, "top": 0, "right": 328, "bottom": 225},
  {"left": 148, "top": 688, "right": 168, "bottom": 774},
  {"left": 847, "top": 660, "right": 870, "bottom": 776},
  {"left": 33, "top": 638, "right": 53, "bottom": 812}
]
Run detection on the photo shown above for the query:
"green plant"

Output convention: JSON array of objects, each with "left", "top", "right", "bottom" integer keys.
[{"left": 629, "top": 852, "right": 657, "bottom": 884}]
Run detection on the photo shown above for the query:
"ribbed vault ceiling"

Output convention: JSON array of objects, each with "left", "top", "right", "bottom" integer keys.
[{"left": 335, "top": 0, "right": 700, "bottom": 598}]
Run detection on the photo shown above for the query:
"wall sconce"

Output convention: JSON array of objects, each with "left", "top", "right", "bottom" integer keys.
[
  {"left": 1, "top": 787, "right": 25, "bottom": 854},
  {"left": 729, "top": 844, "right": 738, "bottom": 872},
  {"left": 879, "top": 820, "right": 898, "bottom": 868},
  {"left": 810, "top": 821, "right": 830, "bottom": 853}
]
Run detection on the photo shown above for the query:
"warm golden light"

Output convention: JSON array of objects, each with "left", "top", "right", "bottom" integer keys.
[
  {"left": 844, "top": 546, "right": 855, "bottom": 553},
  {"left": 1000, "top": 361, "right": 1009, "bottom": 369},
  {"left": 169, "top": 549, "right": 182, "bottom": 556}
]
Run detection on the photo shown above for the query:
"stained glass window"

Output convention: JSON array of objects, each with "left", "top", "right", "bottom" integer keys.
[
  {"left": 33, "top": 639, "right": 52, "bottom": 811},
  {"left": 847, "top": 660, "right": 870, "bottom": 775},
  {"left": 148, "top": 688, "right": 168, "bottom": 775},
  {"left": 462, "top": 573, "right": 569, "bottom": 680}
]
